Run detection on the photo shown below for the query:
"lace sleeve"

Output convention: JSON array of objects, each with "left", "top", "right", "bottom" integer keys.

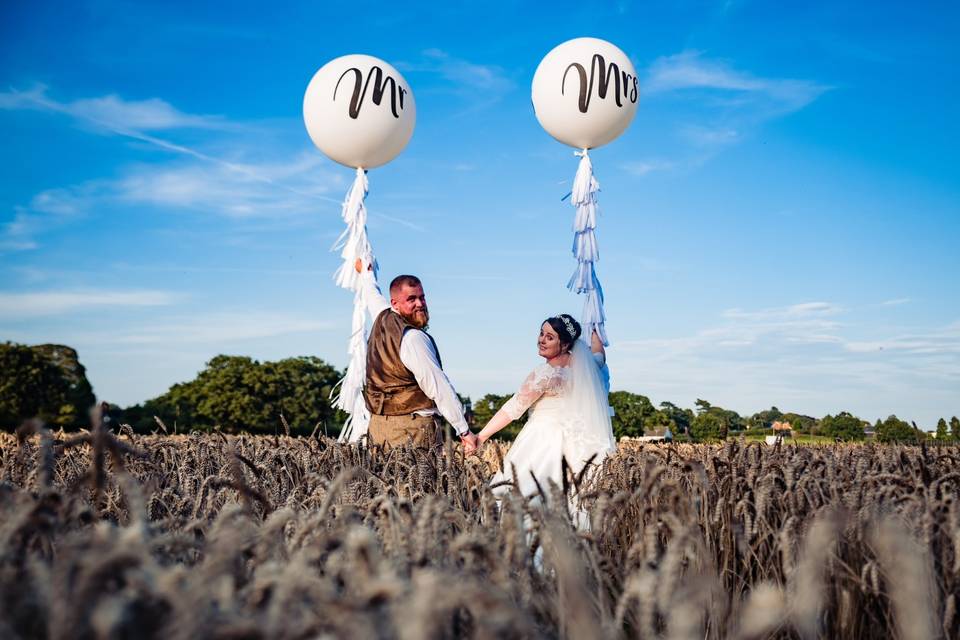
[{"left": 501, "top": 365, "right": 561, "bottom": 420}]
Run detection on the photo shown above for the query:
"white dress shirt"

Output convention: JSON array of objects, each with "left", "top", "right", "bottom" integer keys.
[{"left": 360, "top": 272, "right": 470, "bottom": 436}]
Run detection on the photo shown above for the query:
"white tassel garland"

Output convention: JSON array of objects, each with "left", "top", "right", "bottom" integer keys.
[
  {"left": 568, "top": 150, "right": 609, "bottom": 346},
  {"left": 331, "top": 167, "right": 377, "bottom": 443}
]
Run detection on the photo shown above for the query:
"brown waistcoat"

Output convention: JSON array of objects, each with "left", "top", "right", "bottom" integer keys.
[{"left": 364, "top": 309, "right": 441, "bottom": 415}]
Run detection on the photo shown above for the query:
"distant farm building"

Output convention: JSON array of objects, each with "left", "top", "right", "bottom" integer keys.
[
  {"left": 766, "top": 421, "right": 793, "bottom": 445},
  {"left": 622, "top": 425, "right": 674, "bottom": 444}
]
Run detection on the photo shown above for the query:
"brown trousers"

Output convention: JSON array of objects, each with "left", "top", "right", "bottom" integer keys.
[{"left": 367, "top": 413, "right": 442, "bottom": 449}]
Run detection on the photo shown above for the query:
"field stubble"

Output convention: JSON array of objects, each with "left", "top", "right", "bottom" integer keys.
[{"left": 0, "top": 423, "right": 957, "bottom": 639}]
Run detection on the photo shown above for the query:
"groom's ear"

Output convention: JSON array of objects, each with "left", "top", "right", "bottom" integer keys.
[{"left": 387, "top": 286, "right": 399, "bottom": 310}]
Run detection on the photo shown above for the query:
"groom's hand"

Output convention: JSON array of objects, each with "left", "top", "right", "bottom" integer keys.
[{"left": 460, "top": 432, "right": 478, "bottom": 455}]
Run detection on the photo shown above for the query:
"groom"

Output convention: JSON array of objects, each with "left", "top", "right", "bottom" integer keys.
[{"left": 355, "top": 259, "right": 478, "bottom": 450}]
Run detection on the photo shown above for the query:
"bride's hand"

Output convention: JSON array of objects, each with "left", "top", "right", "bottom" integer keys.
[
  {"left": 461, "top": 432, "right": 479, "bottom": 455},
  {"left": 469, "top": 434, "right": 487, "bottom": 455}
]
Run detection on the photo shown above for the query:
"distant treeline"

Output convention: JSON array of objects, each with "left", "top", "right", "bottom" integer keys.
[{"left": 2, "top": 341, "right": 958, "bottom": 443}]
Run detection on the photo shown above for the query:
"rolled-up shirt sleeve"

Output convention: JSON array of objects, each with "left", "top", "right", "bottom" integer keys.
[
  {"left": 399, "top": 330, "right": 470, "bottom": 436},
  {"left": 359, "top": 270, "right": 390, "bottom": 319}
]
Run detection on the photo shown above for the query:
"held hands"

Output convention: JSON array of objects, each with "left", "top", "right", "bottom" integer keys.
[{"left": 460, "top": 432, "right": 479, "bottom": 456}]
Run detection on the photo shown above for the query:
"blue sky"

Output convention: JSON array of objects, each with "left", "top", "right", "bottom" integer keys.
[{"left": 1, "top": 1, "right": 958, "bottom": 426}]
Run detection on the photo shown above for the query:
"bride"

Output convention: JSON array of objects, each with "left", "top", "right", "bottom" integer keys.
[{"left": 467, "top": 314, "right": 616, "bottom": 504}]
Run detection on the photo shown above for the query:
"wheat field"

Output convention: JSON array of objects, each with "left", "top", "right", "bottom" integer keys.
[{"left": 0, "top": 423, "right": 957, "bottom": 639}]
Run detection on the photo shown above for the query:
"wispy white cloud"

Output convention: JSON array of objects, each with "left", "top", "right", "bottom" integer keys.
[
  {"left": 112, "top": 311, "right": 335, "bottom": 344},
  {"left": 31, "top": 152, "right": 429, "bottom": 233},
  {"left": 1, "top": 183, "right": 103, "bottom": 251},
  {"left": 4, "top": 310, "right": 336, "bottom": 346},
  {"left": 679, "top": 124, "right": 741, "bottom": 147},
  {"left": 113, "top": 153, "right": 341, "bottom": 219},
  {"left": 0, "top": 85, "right": 335, "bottom": 206},
  {"left": 621, "top": 159, "right": 677, "bottom": 176},
  {"left": 9, "top": 267, "right": 53, "bottom": 284},
  {"left": 0, "top": 309, "right": 340, "bottom": 405},
  {"left": 367, "top": 210, "right": 426, "bottom": 233},
  {"left": 620, "top": 301, "right": 845, "bottom": 356},
  {"left": 721, "top": 301, "right": 843, "bottom": 321},
  {"left": 0, "top": 85, "right": 232, "bottom": 132},
  {"left": 1, "top": 153, "right": 343, "bottom": 250},
  {"left": 0, "top": 290, "right": 180, "bottom": 319},
  {"left": 1, "top": 85, "right": 429, "bottom": 249},
  {"left": 645, "top": 50, "right": 830, "bottom": 111},
  {"left": 396, "top": 49, "right": 514, "bottom": 120},
  {"left": 844, "top": 322, "right": 960, "bottom": 355},
  {"left": 110, "top": 263, "right": 327, "bottom": 277},
  {"left": 613, "top": 302, "right": 959, "bottom": 422},
  {"left": 399, "top": 49, "right": 514, "bottom": 94},
  {"left": 1, "top": 212, "right": 40, "bottom": 251},
  {"left": 629, "top": 303, "right": 956, "bottom": 362},
  {"left": 881, "top": 297, "right": 911, "bottom": 306},
  {"left": 626, "top": 51, "right": 830, "bottom": 173}
]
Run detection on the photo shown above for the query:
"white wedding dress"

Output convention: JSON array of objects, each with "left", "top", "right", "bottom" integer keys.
[{"left": 490, "top": 340, "right": 616, "bottom": 507}]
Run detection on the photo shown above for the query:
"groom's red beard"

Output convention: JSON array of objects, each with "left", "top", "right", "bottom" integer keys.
[{"left": 401, "top": 308, "right": 429, "bottom": 329}]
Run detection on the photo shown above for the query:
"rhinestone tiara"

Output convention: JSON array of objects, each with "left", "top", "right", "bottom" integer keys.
[{"left": 555, "top": 314, "right": 577, "bottom": 339}]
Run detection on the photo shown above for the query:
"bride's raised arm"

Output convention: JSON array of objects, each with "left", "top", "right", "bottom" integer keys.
[
  {"left": 475, "top": 365, "right": 558, "bottom": 446},
  {"left": 591, "top": 329, "right": 606, "bottom": 361}
]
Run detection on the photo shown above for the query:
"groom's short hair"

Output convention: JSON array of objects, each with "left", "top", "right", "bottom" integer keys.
[{"left": 389, "top": 274, "right": 422, "bottom": 294}]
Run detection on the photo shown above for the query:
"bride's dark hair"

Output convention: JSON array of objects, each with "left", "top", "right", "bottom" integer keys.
[{"left": 545, "top": 314, "right": 582, "bottom": 350}]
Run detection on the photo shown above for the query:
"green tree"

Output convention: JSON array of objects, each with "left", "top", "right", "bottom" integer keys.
[
  {"left": 692, "top": 399, "right": 743, "bottom": 440},
  {"left": 951, "top": 416, "right": 960, "bottom": 441},
  {"left": 609, "top": 391, "right": 655, "bottom": 438},
  {"left": 124, "top": 355, "right": 343, "bottom": 435},
  {"left": 659, "top": 401, "right": 694, "bottom": 435},
  {"left": 820, "top": 412, "right": 866, "bottom": 441},
  {"left": 0, "top": 342, "right": 96, "bottom": 429},
  {"left": 724, "top": 410, "right": 746, "bottom": 434},
  {"left": 875, "top": 415, "right": 918, "bottom": 443},
  {"left": 690, "top": 411, "right": 726, "bottom": 441},
  {"left": 935, "top": 418, "right": 949, "bottom": 441},
  {"left": 781, "top": 412, "right": 818, "bottom": 435},
  {"left": 645, "top": 410, "right": 676, "bottom": 436},
  {"left": 748, "top": 406, "right": 783, "bottom": 429}
]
